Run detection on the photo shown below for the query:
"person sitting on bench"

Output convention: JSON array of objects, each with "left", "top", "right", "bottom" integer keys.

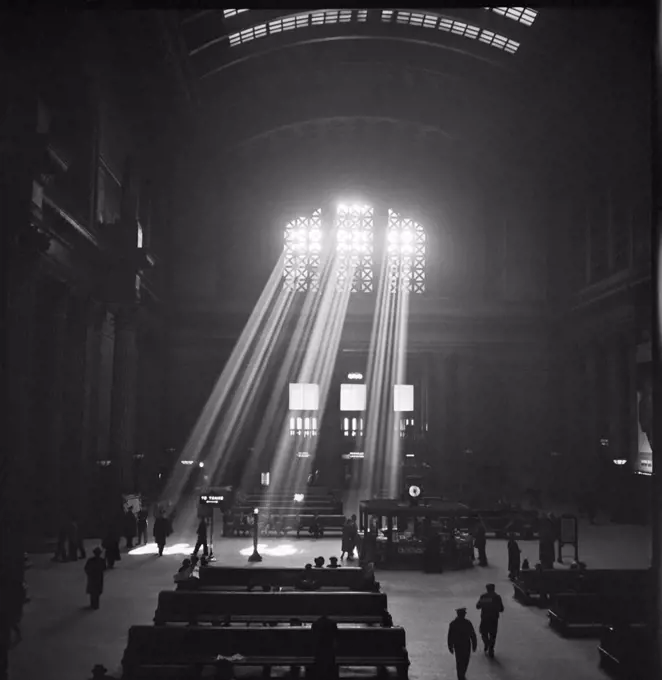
[
  {"left": 174, "top": 559, "right": 192, "bottom": 583},
  {"left": 312, "top": 614, "right": 339, "bottom": 680},
  {"left": 314, "top": 556, "right": 325, "bottom": 568},
  {"left": 327, "top": 556, "right": 339, "bottom": 568},
  {"left": 310, "top": 515, "right": 323, "bottom": 539},
  {"left": 295, "top": 564, "right": 320, "bottom": 591}
]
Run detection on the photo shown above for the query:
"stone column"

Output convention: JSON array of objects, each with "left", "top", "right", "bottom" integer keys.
[
  {"left": 109, "top": 306, "right": 139, "bottom": 495},
  {"left": 80, "top": 300, "right": 105, "bottom": 520},
  {"left": 47, "top": 287, "right": 72, "bottom": 525}
]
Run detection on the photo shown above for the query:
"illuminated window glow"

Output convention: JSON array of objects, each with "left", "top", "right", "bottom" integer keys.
[
  {"left": 336, "top": 204, "right": 374, "bottom": 293},
  {"left": 289, "top": 416, "right": 318, "bottom": 437},
  {"left": 226, "top": 9, "right": 519, "bottom": 54},
  {"left": 289, "top": 383, "right": 319, "bottom": 410},
  {"left": 283, "top": 210, "right": 323, "bottom": 292},
  {"left": 340, "top": 384, "right": 367, "bottom": 412},
  {"left": 223, "top": 9, "right": 249, "bottom": 19},
  {"left": 486, "top": 7, "right": 538, "bottom": 26},
  {"left": 387, "top": 210, "right": 426, "bottom": 293},
  {"left": 342, "top": 417, "right": 365, "bottom": 437},
  {"left": 394, "top": 384, "right": 414, "bottom": 412}
]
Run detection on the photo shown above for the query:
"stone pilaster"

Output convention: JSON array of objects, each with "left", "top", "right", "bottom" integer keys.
[
  {"left": 109, "top": 306, "right": 139, "bottom": 494},
  {"left": 47, "top": 287, "right": 72, "bottom": 523}
]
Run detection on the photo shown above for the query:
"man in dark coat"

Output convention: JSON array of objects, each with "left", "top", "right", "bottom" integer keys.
[
  {"left": 311, "top": 614, "right": 339, "bottom": 680},
  {"left": 448, "top": 607, "right": 477, "bottom": 680},
  {"left": 102, "top": 525, "right": 121, "bottom": 569},
  {"left": 507, "top": 534, "right": 521, "bottom": 579},
  {"left": 137, "top": 510, "right": 148, "bottom": 546},
  {"left": 193, "top": 517, "right": 208, "bottom": 557},
  {"left": 123, "top": 508, "right": 136, "bottom": 550},
  {"left": 473, "top": 522, "right": 487, "bottom": 566},
  {"left": 476, "top": 583, "right": 504, "bottom": 657},
  {"left": 153, "top": 512, "right": 168, "bottom": 556},
  {"left": 84, "top": 547, "right": 106, "bottom": 610}
]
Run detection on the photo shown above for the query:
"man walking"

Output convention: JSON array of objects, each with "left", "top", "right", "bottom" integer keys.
[
  {"left": 448, "top": 607, "right": 477, "bottom": 680},
  {"left": 84, "top": 547, "right": 106, "bottom": 610},
  {"left": 476, "top": 583, "right": 504, "bottom": 657},
  {"left": 193, "top": 517, "right": 209, "bottom": 558}
]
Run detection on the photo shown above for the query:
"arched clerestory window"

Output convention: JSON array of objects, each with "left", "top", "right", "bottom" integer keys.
[
  {"left": 387, "top": 209, "right": 426, "bottom": 293},
  {"left": 283, "top": 209, "right": 323, "bottom": 292},
  {"left": 336, "top": 204, "right": 374, "bottom": 293}
]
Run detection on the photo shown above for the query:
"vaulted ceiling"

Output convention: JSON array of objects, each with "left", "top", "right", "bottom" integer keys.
[{"left": 168, "top": 6, "right": 649, "bottom": 195}]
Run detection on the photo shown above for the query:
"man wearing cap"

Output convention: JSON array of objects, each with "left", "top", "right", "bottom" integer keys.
[
  {"left": 476, "top": 583, "right": 504, "bottom": 657},
  {"left": 447, "top": 607, "right": 477, "bottom": 680}
]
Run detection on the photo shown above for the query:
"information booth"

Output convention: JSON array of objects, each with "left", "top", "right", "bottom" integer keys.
[{"left": 358, "top": 499, "right": 475, "bottom": 571}]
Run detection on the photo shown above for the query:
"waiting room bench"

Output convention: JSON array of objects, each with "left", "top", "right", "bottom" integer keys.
[
  {"left": 197, "top": 565, "right": 372, "bottom": 591},
  {"left": 122, "top": 624, "right": 410, "bottom": 679},
  {"left": 513, "top": 568, "right": 649, "bottom": 606},
  {"left": 548, "top": 592, "right": 647, "bottom": 637},
  {"left": 296, "top": 514, "right": 346, "bottom": 537},
  {"left": 154, "top": 590, "right": 388, "bottom": 626},
  {"left": 598, "top": 623, "right": 652, "bottom": 679}
]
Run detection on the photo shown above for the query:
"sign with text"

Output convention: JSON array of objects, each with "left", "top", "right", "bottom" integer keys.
[{"left": 199, "top": 494, "right": 224, "bottom": 506}]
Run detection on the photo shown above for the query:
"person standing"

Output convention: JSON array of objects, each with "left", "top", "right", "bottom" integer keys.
[
  {"left": 84, "top": 547, "right": 106, "bottom": 610},
  {"left": 340, "top": 519, "right": 353, "bottom": 560},
  {"left": 102, "top": 525, "right": 121, "bottom": 569},
  {"left": 473, "top": 522, "right": 488, "bottom": 567},
  {"left": 447, "top": 607, "right": 477, "bottom": 680},
  {"left": 193, "top": 517, "right": 209, "bottom": 557},
  {"left": 507, "top": 533, "right": 521, "bottom": 580},
  {"left": 123, "top": 508, "right": 136, "bottom": 550},
  {"left": 137, "top": 510, "right": 148, "bottom": 546},
  {"left": 476, "top": 583, "right": 504, "bottom": 657},
  {"left": 154, "top": 511, "right": 168, "bottom": 556},
  {"left": 311, "top": 614, "right": 339, "bottom": 680}
]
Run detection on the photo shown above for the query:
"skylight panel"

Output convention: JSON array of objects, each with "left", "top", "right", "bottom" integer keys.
[
  {"left": 223, "top": 9, "right": 249, "bottom": 19},
  {"left": 479, "top": 29, "right": 520, "bottom": 53},
  {"left": 487, "top": 7, "right": 538, "bottom": 26},
  {"left": 356, "top": 10, "right": 368, "bottom": 22},
  {"left": 438, "top": 17, "right": 480, "bottom": 40}
]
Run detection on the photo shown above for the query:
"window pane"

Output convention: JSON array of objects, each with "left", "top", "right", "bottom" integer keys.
[
  {"left": 394, "top": 384, "right": 414, "bottom": 412},
  {"left": 340, "top": 383, "right": 366, "bottom": 411},
  {"left": 289, "top": 383, "right": 319, "bottom": 410}
]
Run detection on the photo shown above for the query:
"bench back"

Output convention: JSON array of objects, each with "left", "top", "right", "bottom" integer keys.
[
  {"left": 124, "top": 625, "right": 407, "bottom": 666},
  {"left": 518, "top": 568, "right": 649, "bottom": 596},
  {"left": 552, "top": 592, "right": 647, "bottom": 625},
  {"left": 155, "top": 591, "right": 387, "bottom": 622},
  {"left": 298, "top": 514, "right": 346, "bottom": 528},
  {"left": 198, "top": 566, "right": 367, "bottom": 590}
]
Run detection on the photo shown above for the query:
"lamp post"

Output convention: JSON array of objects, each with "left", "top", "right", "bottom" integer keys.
[{"left": 248, "top": 507, "right": 262, "bottom": 562}]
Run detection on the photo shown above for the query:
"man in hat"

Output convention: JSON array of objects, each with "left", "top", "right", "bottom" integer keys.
[
  {"left": 476, "top": 583, "right": 504, "bottom": 657},
  {"left": 84, "top": 547, "right": 106, "bottom": 610},
  {"left": 447, "top": 607, "right": 477, "bottom": 680}
]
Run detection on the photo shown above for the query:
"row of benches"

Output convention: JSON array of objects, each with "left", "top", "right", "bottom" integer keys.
[
  {"left": 598, "top": 623, "right": 653, "bottom": 680},
  {"left": 155, "top": 591, "right": 388, "bottom": 626},
  {"left": 122, "top": 625, "right": 410, "bottom": 679},
  {"left": 228, "top": 513, "right": 347, "bottom": 537},
  {"left": 186, "top": 565, "right": 373, "bottom": 591},
  {"left": 512, "top": 568, "right": 649, "bottom": 607}
]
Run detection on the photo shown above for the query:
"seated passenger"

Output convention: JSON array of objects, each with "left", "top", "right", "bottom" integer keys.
[
  {"left": 295, "top": 563, "right": 320, "bottom": 591},
  {"left": 327, "top": 556, "right": 339, "bottom": 569},
  {"left": 314, "top": 556, "right": 325, "bottom": 568},
  {"left": 309, "top": 515, "right": 323, "bottom": 539},
  {"left": 174, "top": 559, "right": 193, "bottom": 583}
]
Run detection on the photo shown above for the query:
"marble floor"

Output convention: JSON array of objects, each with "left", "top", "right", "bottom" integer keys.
[{"left": 9, "top": 518, "right": 650, "bottom": 680}]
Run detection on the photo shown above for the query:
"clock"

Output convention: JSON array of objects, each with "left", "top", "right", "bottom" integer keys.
[{"left": 408, "top": 484, "right": 421, "bottom": 498}]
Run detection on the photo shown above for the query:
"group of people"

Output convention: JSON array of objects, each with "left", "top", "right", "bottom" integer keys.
[{"left": 447, "top": 583, "right": 505, "bottom": 680}]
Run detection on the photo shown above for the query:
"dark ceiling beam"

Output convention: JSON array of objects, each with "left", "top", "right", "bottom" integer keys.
[
  {"left": 193, "top": 30, "right": 508, "bottom": 82},
  {"left": 180, "top": 10, "right": 220, "bottom": 26}
]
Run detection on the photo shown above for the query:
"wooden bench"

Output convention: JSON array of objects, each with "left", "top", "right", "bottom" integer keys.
[
  {"left": 122, "top": 624, "right": 410, "bottom": 679},
  {"left": 513, "top": 569, "right": 648, "bottom": 606},
  {"left": 548, "top": 593, "right": 647, "bottom": 637},
  {"left": 154, "top": 590, "right": 388, "bottom": 626},
  {"left": 197, "top": 566, "right": 372, "bottom": 591},
  {"left": 598, "top": 624, "right": 652, "bottom": 679},
  {"left": 296, "top": 514, "right": 347, "bottom": 537}
]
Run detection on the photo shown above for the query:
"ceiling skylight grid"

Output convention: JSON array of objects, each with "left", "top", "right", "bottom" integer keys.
[
  {"left": 226, "top": 9, "right": 520, "bottom": 54},
  {"left": 486, "top": 7, "right": 538, "bottom": 26},
  {"left": 223, "top": 9, "right": 249, "bottom": 19}
]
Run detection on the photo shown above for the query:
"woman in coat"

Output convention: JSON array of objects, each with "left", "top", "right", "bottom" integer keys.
[
  {"left": 153, "top": 512, "right": 168, "bottom": 556},
  {"left": 507, "top": 534, "right": 521, "bottom": 579},
  {"left": 84, "top": 547, "right": 106, "bottom": 609}
]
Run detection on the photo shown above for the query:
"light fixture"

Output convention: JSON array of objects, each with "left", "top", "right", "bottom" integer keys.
[
  {"left": 293, "top": 493, "right": 305, "bottom": 502},
  {"left": 198, "top": 461, "right": 205, "bottom": 468},
  {"left": 349, "top": 452, "right": 364, "bottom": 459},
  {"left": 181, "top": 460, "right": 194, "bottom": 465},
  {"left": 612, "top": 459, "right": 627, "bottom": 466},
  {"left": 347, "top": 372, "right": 363, "bottom": 380},
  {"left": 405, "top": 453, "right": 415, "bottom": 458},
  {"left": 253, "top": 507, "right": 259, "bottom": 515},
  {"left": 296, "top": 452, "right": 310, "bottom": 458}
]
